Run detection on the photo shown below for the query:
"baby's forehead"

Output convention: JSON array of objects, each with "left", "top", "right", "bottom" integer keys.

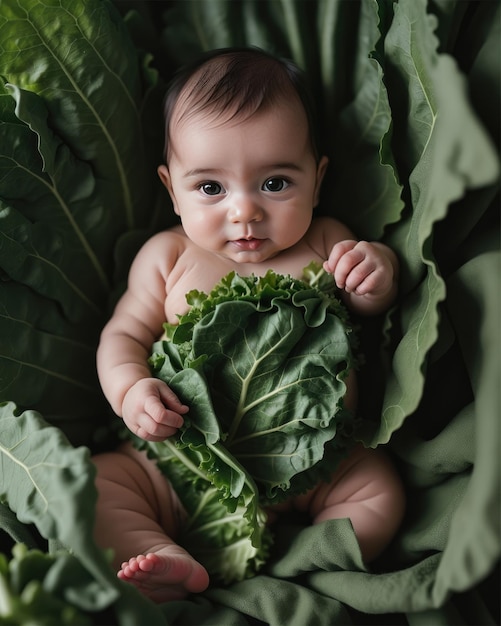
[
  {"left": 173, "top": 78, "right": 303, "bottom": 123},
  {"left": 163, "top": 52, "right": 315, "bottom": 160},
  {"left": 167, "top": 99, "right": 310, "bottom": 166}
]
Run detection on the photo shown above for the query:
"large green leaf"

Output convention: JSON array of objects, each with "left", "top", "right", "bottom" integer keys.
[
  {"left": 0, "top": 0, "right": 149, "bottom": 231},
  {"left": 331, "top": 0, "right": 404, "bottom": 239},
  {"left": 0, "top": 0, "right": 166, "bottom": 437},
  {"left": 0, "top": 87, "right": 111, "bottom": 313},
  {"left": 150, "top": 271, "right": 355, "bottom": 500},
  {"left": 197, "top": 301, "right": 351, "bottom": 491},
  {"left": 0, "top": 403, "right": 112, "bottom": 587},
  {"left": 367, "top": 0, "right": 499, "bottom": 445}
]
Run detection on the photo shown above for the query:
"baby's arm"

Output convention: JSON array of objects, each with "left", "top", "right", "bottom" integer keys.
[
  {"left": 320, "top": 220, "right": 399, "bottom": 315},
  {"left": 97, "top": 233, "right": 187, "bottom": 441}
]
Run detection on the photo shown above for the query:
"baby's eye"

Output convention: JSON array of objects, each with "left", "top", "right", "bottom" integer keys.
[
  {"left": 199, "top": 181, "right": 224, "bottom": 196},
  {"left": 263, "top": 177, "right": 289, "bottom": 192}
]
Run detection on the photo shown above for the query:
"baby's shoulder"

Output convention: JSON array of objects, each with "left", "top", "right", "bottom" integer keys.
[
  {"left": 129, "top": 225, "right": 188, "bottom": 274},
  {"left": 137, "top": 225, "right": 186, "bottom": 255},
  {"left": 143, "top": 224, "right": 185, "bottom": 246}
]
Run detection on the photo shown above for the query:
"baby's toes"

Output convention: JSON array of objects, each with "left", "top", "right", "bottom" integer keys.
[{"left": 136, "top": 553, "right": 162, "bottom": 573}]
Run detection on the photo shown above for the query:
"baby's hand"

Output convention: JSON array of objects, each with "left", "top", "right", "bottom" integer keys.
[
  {"left": 323, "top": 240, "right": 395, "bottom": 299},
  {"left": 121, "top": 378, "right": 189, "bottom": 441}
]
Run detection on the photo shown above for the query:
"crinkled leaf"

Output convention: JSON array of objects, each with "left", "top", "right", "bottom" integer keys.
[
  {"left": 367, "top": 0, "right": 499, "bottom": 445},
  {"left": 149, "top": 269, "right": 355, "bottom": 501},
  {"left": 0, "top": 0, "right": 150, "bottom": 231},
  {"left": 141, "top": 268, "right": 356, "bottom": 584},
  {"left": 0, "top": 0, "right": 164, "bottom": 438},
  {"left": 333, "top": 0, "right": 404, "bottom": 239},
  {"left": 0, "top": 403, "right": 113, "bottom": 589},
  {"left": 138, "top": 436, "right": 270, "bottom": 584}
]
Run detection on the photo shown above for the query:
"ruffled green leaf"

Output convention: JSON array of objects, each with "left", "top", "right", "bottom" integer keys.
[
  {"left": 0, "top": 403, "right": 114, "bottom": 590},
  {"left": 141, "top": 267, "right": 356, "bottom": 583},
  {"left": 367, "top": 0, "right": 499, "bottom": 445},
  {"left": 332, "top": 0, "right": 405, "bottom": 239},
  {"left": 0, "top": 0, "right": 149, "bottom": 230}
]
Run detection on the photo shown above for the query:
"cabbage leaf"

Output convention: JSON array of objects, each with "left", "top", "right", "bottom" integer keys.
[{"left": 135, "top": 266, "right": 357, "bottom": 583}]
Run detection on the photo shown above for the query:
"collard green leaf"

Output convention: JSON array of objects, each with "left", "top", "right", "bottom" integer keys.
[
  {"left": 0, "top": 403, "right": 116, "bottom": 593},
  {"left": 0, "top": 86, "right": 111, "bottom": 319},
  {"left": 0, "top": 0, "right": 166, "bottom": 436},
  {"left": 332, "top": 0, "right": 404, "bottom": 239},
  {"left": 142, "top": 268, "right": 355, "bottom": 584},
  {"left": 368, "top": 0, "right": 499, "bottom": 446},
  {"left": 149, "top": 269, "right": 355, "bottom": 501},
  {"left": 0, "top": 0, "right": 150, "bottom": 231},
  {"left": 195, "top": 300, "right": 351, "bottom": 495},
  {"left": 0, "top": 283, "right": 104, "bottom": 438}
]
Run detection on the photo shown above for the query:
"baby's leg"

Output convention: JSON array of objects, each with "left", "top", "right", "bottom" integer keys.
[
  {"left": 92, "top": 443, "right": 209, "bottom": 603},
  {"left": 295, "top": 445, "right": 405, "bottom": 563}
]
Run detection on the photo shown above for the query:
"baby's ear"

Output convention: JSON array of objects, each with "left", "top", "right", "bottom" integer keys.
[
  {"left": 313, "top": 156, "right": 329, "bottom": 206},
  {"left": 157, "top": 165, "right": 179, "bottom": 215}
]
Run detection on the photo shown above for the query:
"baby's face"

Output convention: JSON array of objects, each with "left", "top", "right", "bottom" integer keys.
[{"left": 159, "top": 99, "right": 327, "bottom": 264}]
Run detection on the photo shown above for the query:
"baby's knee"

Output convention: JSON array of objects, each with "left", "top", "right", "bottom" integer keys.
[
  {"left": 308, "top": 446, "right": 405, "bottom": 562},
  {"left": 344, "top": 446, "right": 405, "bottom": 523}
]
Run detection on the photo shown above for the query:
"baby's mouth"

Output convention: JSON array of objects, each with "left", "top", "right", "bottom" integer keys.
[{"left": 232, "top": 237, "right": 264, "bottom": 251}]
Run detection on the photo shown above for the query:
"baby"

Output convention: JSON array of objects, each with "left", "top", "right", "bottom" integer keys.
[{"left": 92, "top": 47, "right": 405, "bottom": 603}]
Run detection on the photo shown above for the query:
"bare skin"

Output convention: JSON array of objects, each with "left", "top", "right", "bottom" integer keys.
[
  {"left": 93, "top": 75, "right": 402, "bottom": 602},
  {"left": 117, "top": 550, "right": 209, "bottom": 603}
]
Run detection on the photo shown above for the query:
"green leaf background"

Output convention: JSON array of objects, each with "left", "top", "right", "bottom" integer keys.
[{"left": 0, "top": 0, "right": 499, "bottom": 624}]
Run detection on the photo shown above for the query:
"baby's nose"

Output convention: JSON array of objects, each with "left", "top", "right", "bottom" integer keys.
[{"left": 228, "top": 195, "right": 263, "bottom": 222}]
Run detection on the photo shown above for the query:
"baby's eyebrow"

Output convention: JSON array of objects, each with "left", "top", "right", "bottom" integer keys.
[
  {"left": 266, "top": 162, "right": 303, "bottom": 172},
  {"left": 183, "top": 163, "right": 303, "bottom": 178},
  {"left": 183, "top": 168, "right": 225, "bottom": 179}
]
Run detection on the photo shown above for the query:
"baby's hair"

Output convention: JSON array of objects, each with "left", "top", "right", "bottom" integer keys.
[{"left": 162, "top": 47, "right": 321, "bottom": 162}]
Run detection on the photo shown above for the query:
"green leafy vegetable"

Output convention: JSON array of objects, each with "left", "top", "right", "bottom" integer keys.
[
  {"left": 0, "top": 544, "right": 92, "bottom": 625},
  {"left": 135, "top": 265, "right": 357, "bottom": 583},
  {"left": 0, "top": 402, "right": 169, "bottom": 625},
  {"left": 0, "top": 402, "right": 115, "bottom": 591},
  {"left": 0, "top": 0, "right": 168, "bottom": 444}
]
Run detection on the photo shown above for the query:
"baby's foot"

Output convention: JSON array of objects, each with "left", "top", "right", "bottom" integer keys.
[{"left": 117, "top": 545, "right": 209, "bottom": 603}]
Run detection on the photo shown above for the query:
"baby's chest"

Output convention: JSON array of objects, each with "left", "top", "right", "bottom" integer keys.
[
  {"left": 164, "top": 260, "right": 234, "bottom": 322},
  {"left": 163, "top": 245, "right": 325, "bottom": 322}
]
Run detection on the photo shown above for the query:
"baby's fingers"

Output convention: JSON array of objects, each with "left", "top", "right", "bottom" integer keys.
[
  {"left": 157, "top": 384, "right": 189, "bottom": 415},
  {"left": 333, "top": 247, "right": 373, "bottom": 292},
  {"left": 144, "top": 394, "right": 184, "bottom": 429},
  {"left": 324, "top": 240, "right": 358, "bottom": 276},
  {"left": 134, "top": 412, "right": 180, "bottom": 441}
]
